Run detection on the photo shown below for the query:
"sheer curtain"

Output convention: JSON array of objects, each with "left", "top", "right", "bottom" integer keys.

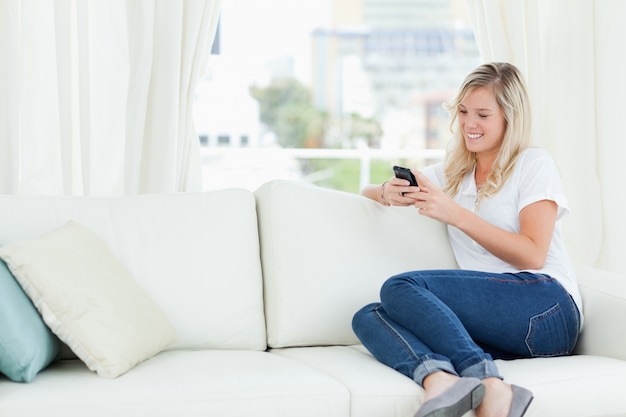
[
  {"left": 465, "top": 0, "right": 626, "bottom": 275},
  {"left": 0, "top": 0, "right": 221, "bottom": 195}
]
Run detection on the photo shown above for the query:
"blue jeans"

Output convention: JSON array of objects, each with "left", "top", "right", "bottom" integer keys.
[{"left": 352, "top": 270, "right": 580, "bottom": 386}]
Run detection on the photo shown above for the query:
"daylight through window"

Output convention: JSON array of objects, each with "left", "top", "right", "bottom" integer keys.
[{"left": 194, "top": 0, "right": 481, "bottom": 193}]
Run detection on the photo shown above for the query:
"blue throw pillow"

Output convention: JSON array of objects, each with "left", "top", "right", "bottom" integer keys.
[{"left": 0, "top": 258, "right": 61, "bottom": 382}]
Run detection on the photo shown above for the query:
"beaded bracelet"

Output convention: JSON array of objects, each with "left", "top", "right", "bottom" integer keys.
[{"left": 380, "top": 181, "right": 390, "bottom": 206}]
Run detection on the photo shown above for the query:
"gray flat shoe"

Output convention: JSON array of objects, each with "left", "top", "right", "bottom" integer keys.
[
  {"left": 507, "top": 384, "right": 534, "bottom": 417},
  {"left": 414, "top": 377, "right": 485, "bottom": 417}
]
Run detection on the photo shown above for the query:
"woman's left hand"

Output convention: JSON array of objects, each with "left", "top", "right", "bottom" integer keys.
[{"left": 412, "top": 172, "right": 463, "bottom": 227}]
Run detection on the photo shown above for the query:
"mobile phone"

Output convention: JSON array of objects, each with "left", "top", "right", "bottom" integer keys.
[{"left": 393, "top": 165, "right": 418, "bottom": 187}]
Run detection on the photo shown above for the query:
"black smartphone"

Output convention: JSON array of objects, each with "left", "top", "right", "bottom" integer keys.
[{"left": 393, "top": 165, "right": 418, "bottom": 187}]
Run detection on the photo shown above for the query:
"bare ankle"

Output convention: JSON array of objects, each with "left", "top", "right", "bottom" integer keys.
[
  {"left": 422, "top": 372, "right": 460, "bottom": 402},
  {"left": 476, "top": 378, "right": 513, "bottom": 417}
]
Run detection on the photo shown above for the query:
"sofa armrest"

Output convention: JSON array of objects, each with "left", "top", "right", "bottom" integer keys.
[{"left": 573, "top": 266, "right": 626, "bottom": 360}]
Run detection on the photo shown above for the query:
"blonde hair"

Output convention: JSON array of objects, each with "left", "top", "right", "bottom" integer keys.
[{"left": 442, "top": 62, "right": 532, "bottom": 199}]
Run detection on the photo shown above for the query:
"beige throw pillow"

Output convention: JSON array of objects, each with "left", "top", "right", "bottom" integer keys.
[{"left": 0, "top": 221, "right": 176, "bottom": 378}]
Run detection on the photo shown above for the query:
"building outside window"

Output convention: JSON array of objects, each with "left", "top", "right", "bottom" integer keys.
[{"left": 194, "top": 0, "right": 480, "bottom": 192}]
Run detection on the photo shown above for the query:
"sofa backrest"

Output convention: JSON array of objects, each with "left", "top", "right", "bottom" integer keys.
[
  {"left": 255, "top": 180, "right": 458, "bottom": 348},
  {"left": 0, "top": 190, "right": 266, "bottom": 351}
]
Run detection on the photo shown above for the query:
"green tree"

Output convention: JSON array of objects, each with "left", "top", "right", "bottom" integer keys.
[
  {"left": 343, "top": 113, "right": 383, "bottom": 148},
  {"left": 250, "top": 78, "right": 325, "bottom": 148}
]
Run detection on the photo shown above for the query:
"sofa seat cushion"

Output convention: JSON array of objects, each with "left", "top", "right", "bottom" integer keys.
[
  {"left": 0, "top": 350, "right": 349, "bottom": 417},
  {"left": 0, "top": 190, "right": 266, "bottom": 351},
  {"left": 272, "top": 345, "right": 626, "bottom": 417},
  {"left": 272, "top": 345, "right": 422, "bottom": 417},
  {"left": 496, "top": 355, "right": 626, "bottom": 417}
]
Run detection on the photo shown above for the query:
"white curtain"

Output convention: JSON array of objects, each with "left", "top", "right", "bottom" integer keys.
[
  {"left": 465, "top": 0, "right": 626, "bottom": 275},
  {"left": 0, "top": 0, "right": 222, "bottom": 195}
]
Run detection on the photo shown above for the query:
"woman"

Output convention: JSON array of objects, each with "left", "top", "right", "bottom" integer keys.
[{"left": 353, "top": 62, "right": 582, "bottom": 417}]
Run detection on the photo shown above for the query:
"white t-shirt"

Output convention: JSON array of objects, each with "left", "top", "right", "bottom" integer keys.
[{"left": 422, "top": 148, "right": 583, "bottom": 320}]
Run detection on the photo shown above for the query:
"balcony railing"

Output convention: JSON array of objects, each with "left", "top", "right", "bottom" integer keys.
[{"left": 200, "top": 146, "right": 445, "bottom": 192}]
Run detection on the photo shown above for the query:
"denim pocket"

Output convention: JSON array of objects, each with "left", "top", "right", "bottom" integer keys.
[{"left": 525, "top": 303, "right": 570, "bottom": 357}]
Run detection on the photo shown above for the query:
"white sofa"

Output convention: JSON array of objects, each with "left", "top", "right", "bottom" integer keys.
[{"left": 1, "top": 179, "right": 625, "bottom": 417}]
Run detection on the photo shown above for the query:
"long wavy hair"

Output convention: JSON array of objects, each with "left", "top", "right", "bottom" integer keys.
[{"left": 442, "top": 62, "right": 532, "bottom": 199}]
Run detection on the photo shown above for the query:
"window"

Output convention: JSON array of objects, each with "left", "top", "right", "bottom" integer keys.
[
  {"left": 195, "top": 0, "right": 480, "bottom": 192},
  {"left": 217, "top": 135, "right": 231, "bottom": 146}
]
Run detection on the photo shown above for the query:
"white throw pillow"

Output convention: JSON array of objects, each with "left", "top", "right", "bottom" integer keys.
[{"left": 0, "top": 221, "right": 176, "bottom": 378}]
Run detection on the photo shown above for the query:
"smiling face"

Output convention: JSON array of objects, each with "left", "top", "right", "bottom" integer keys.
[{"left": 458, "top": 86, "right": 507, "bottom": 160}]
